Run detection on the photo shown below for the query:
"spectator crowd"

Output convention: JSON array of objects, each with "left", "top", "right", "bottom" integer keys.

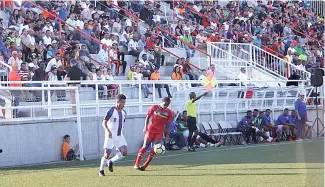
[{"left": 0, "top": 0, "right": 323, "bottom": 105}]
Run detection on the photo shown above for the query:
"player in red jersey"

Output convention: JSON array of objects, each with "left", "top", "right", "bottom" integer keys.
[{"left": 134, "top": 97, "right": 173, "bottom": 171}]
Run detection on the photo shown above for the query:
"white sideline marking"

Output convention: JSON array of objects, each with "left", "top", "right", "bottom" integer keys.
[{"left": 1, "top": 139, "right": 323, "bottom": 176}]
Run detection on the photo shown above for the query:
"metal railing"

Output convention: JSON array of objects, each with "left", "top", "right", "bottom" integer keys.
[
  {"left": 0, "top": 59, "right": 11, "bottom": 82},
  {"left": 208, "top": 42, "right": 311, "bottom": 80},
  {"left": 0, "top": 79, "right": 318, "bottom": 120},
  {"left": 156, "top": 26, "right": 212, "bottom": 66}
]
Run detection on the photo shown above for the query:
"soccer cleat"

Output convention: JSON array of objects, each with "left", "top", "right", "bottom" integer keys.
[
  {"left": 188, "top": 147, "right": 196, "bottom": 152},
  {"left": 137, "top": 166, "right": 146, "bottom": 171},
  {"left": 108, "top": 160, "right": 113, "bottom": 172},
  {"left": 133, "top": 165, "right": 139, "bottom": 169},
  {"left": 98, "top": 170, "right": 105, "bottom": 177}
]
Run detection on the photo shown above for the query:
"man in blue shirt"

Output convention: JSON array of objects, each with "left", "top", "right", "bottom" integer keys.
[
  {"left": 295, "top": 92, "right": 308, "bottom": 141},
  {"left": 289, "top": 110, "right": 298, "bottom": 139},
  {"left": 275, "top": 108, "right": 293, "bottom": 141},
  {"left": 237, "top": 110, "right": 257, "bottom": 144},
  {"left": 262, "top": 109, "right": 278, "bottom": 141}
]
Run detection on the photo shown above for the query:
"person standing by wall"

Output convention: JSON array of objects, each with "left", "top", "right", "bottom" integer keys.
[{"left": 295, "top": 92, "right": 308, "bottom": 141}]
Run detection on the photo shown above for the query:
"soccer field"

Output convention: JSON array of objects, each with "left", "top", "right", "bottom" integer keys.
[{"left": 1, "top": 139, "right": 324, "bottom": 187}]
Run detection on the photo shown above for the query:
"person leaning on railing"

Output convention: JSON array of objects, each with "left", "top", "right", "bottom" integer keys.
[
  {"left": 150, "top": 67, "right": 172, "bottom": 98},
  {"left": 66, "top": 59, "right": 83, "bottom": 115}
]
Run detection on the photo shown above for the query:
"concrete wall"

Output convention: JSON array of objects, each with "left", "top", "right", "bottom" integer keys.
[{"left": 0, "top": 109, "right": 323, "bottom": 167}]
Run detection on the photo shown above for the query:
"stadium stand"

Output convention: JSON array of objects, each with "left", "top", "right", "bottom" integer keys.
[{"left": 0, "top": 1, "right": 324, "bottom": 168}]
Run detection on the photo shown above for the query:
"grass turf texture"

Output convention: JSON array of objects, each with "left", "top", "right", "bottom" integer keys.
[{"left": 1, "top": 139, "right": 324, "bottom": 187}]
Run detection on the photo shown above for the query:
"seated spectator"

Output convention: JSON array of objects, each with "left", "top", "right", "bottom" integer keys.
[
  {"left": 128, "top": 65, "right": 135, "bottom": 80},
  {"left": 150, "top": 67, "right": 172, "bottom": 98},
  {"left": 237, "top": 110, "right": 257, "bottom": 144},
  {"left": 132, "top": 66, "right": 152, "bottom": 98},
  {"left": 253, "top": 111, "right": 273, "bottom": 142},
  {"left": 263, "top": 109, "right": 278, "bottom": 141},
  {"left": 171, "top": 65, "right": 184, "bottom": 80},
  {"left": 128, "top": 36, "right": 141, "bottom": 57},
  {"left": 168, "top": 117, "right": 186, "bottom": 150},
  {"left": 275, "top": 108, "right": 296, "bottom": 141},
  {"left": 105, "top": 68, "right": 119, "bottom": 98},
  {"left": 176, "top": 110, "right": 190, "bottom": 139},
  {"left": 45, "top": 53, "right": 62, "bottom": 73},
  {"left": 198, "top": 69, "right": 207, "bottom": 81},
  {"left": 62, "top": 134, "right": 79, "bottom": 161},
  {"left": 110, "top": 43, "right": 127, "bottom": 76},
  {"left": 182, "top": 57, "right": 198, "bottom": 80},
  {"left": 195, "top": 30, "right": 207, "bottom": 50},
  {"left": 120, "top": 26, "right": 132, "bottom": 48},
  {"left": 96, "top": 68, "right": 108, "bottom": 100}
]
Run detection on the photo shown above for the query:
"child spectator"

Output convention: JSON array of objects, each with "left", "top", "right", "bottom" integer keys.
[{"left": 62, "top": 134, "right": 79, "bottom": 161}]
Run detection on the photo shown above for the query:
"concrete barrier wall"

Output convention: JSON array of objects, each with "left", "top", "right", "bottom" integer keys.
[{"left": 0, "top": 109, "right": 323, "bottom": 167}]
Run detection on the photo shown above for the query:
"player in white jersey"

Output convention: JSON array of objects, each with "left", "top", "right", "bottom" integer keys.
[{"left": 99, "top": 94, "right": 127, "bottom": 177}]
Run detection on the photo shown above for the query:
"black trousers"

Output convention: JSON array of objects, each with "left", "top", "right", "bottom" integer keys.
[
  {"left": 187, "top": 117, "right": 198, "bottom": 147},
  {"left": 237, "top": 127, "right": 257, "bottom": 143},
  {"left": 155, "top": 84, "right": 172, "bottom": 98},
  {"left": 198, "top": 132, "right": 217, "bottom": 144}
]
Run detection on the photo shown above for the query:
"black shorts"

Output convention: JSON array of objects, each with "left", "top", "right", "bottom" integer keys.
[
  {"left": 66, "top": 149, "right": 76, "bottom": 161},
  {"left": 187, "top": 117, "right": 198, "bottom": 132}
]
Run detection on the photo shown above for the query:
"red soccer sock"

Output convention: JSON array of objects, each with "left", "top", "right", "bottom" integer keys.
[
  {"left": 142, "top": 149, "right": 155, "bottom": 169},
  {"left": 134, "top": 147, "right": 146, "bottom": 167}
]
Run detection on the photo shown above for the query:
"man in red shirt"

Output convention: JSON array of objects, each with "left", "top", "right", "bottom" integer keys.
[{"left": 134, "top": 97, "right": 173, "bottom": 171}]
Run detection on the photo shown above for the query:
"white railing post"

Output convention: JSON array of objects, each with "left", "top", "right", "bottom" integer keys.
[
  {"left": 47, "top": 84, "right": 52, "bottom": 117},
  {"left": 249, "top": 44, "right": 253, "bottom": 65},
  {"left": 41, "top": 83, "right": 45, "bottom": 107},
  {"left": 152, "top": 84, "right": 156, "bottom": 102},
  {"left": 138, "top": 83, "right": 143, "bottom": 113},
  {"left": 75, "top": 88, "right": 84, "bottom": 161},
  {"left": 95, "top": 83, "right": 99, "bottom": 116}
]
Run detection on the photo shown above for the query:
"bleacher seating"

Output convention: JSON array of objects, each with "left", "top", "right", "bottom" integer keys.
[{"left": 0, "top": 1, "right": 323, "bottom": 120}]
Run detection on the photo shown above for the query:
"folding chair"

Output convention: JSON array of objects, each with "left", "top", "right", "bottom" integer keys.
[
  {"left": 209, "top": 121, "right": 229, "bottom": 144},
  {"left": 218, "top": 121, "right": 242, "bottom": 145}
]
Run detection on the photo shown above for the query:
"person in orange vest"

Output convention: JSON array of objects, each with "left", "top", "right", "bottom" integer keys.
[{"left": 8, "top": 63, "right": 21, "bottom": 118}]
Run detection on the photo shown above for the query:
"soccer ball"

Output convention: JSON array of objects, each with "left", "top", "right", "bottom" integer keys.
[{"left": 153, "top": 144, "right": 166, "bottom": 155}]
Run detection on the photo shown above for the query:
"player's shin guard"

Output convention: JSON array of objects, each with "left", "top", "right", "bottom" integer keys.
[
  {"left": 110, "top": 152, "right": 124, "bottom": 163},
  {"left": 134, "top": 147, "right": 146, "bottom": 167},
  {"left": 99, "top": 156, "right": 107, "bottom": 171},
  {"left": 142, "top": 149, "right": 155, "bottom": 169}
]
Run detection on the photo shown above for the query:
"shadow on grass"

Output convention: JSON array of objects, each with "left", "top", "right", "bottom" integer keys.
[{"left": 1, "top": 139, "right": 324, "bottom": 174}]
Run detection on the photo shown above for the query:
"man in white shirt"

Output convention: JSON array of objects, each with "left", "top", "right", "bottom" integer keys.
[
  {"left": 43, "top": 30, "right": 52, "bottom": 45},
  {"left": 237, "top": 68, "right": 250, "bottom": 86},
  {"left": 45, "top": 53, "right": 62, "bottom": 73},
  {"left": 101, "top": 33, "right": 111, "bottom": 50},
  {"left": 128, "top": 36, "right": 140, "bottom": 57},
  {"left": 42, "top": 21, "right": 54, "bottom": 34}
]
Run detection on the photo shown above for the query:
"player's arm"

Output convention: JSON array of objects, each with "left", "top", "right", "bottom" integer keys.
[
  {"left": 192, "top": 92, "right": 208, "bottom": 103},
  {"left": 104, "top": 107, "right": 115, "bottom": 138},
  {"left": 144, "top": 106, "right": 155, "bottom": 132},
  {"left": 164, "top": 111, "right": 173, "bottom": 139}
]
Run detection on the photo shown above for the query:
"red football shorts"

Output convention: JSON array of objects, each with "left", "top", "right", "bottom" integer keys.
[{"left": 144, "top": 131, "right": 163, "bottom": 142}]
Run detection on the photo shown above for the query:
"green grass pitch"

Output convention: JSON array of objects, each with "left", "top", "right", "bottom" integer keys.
[{"left": 1, "top": 139, "right": 324, "bottom": 187}]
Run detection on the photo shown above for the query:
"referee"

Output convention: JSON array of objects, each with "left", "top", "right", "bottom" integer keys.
[{"left": 186, "top": 91, "right": 207, "bottom": 151}]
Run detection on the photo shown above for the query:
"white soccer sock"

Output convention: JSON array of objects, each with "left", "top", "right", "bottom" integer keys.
[
  {"left": 99, "top": 156, "right": 107, "bottom": 171},
  {"left": 110, "top": 152, "right": 125, "bottom": 163}
]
